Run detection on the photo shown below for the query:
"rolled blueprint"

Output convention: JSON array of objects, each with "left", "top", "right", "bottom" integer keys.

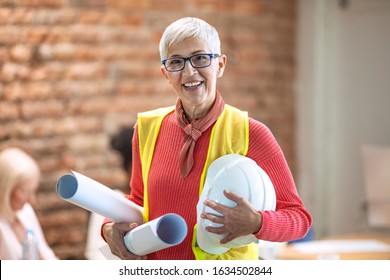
[
  {"left": 57, "top": 171, "right": 188, "bottom": 257},
  {"left": 56, "top": 171, "right": 143, "bottom": 225},
  {"left": 124, "top": 213, "right": 188, "bottom": 256}
]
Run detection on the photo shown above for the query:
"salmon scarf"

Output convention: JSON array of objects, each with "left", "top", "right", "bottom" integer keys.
[{"left": 175, "top": 91, "right": 225, "bottom": 179}]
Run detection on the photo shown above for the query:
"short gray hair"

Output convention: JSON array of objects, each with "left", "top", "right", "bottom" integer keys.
[{"left": 159, "top": 17, "right": 221, "bottom": 61}]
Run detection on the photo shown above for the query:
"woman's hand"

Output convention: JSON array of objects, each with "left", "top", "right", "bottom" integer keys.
[
  {"left": 102, "top": 222, "right": 147, "bottom": 260},
  {"left": 201, "top": 190, "right": 263, "bottom": 244}
]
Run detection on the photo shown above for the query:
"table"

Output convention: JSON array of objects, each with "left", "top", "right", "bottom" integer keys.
[{"left": 278, "top": 232, "right": 390, "bottom": 260}]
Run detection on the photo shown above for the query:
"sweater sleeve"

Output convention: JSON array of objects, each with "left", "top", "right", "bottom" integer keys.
[{"left": 246, "top": 119, "right": 312, "bottom": 242}]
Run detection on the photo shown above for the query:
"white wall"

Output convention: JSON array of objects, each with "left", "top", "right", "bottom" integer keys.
[{"left": 296, "top": 0, "right": 390, "bottom": 238}]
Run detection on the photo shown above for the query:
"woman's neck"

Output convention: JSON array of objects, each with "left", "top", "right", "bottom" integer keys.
[{"left": 183, "top": 102, "right": 214, "bottom": 121}]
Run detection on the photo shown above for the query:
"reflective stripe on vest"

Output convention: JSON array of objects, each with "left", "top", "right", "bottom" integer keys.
[{"left": 137, "top": 104, "right": 258, "bottom": 259}]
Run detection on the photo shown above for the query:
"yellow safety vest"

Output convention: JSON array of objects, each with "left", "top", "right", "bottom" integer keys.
[{"left": 137, "top": 104, "right": 258, "bottom": 260}]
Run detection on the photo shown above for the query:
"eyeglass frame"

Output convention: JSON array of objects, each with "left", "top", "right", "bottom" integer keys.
[{"left": 161, "top": 53, "right": 220, "bottom": 72}]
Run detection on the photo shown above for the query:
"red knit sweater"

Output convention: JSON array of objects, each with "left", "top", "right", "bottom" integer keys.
[{"left": 129, "top": 110, "right": 312, "bottom": 260}]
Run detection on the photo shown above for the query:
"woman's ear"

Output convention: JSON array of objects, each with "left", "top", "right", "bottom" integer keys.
[
  {"left": 160, "top": 66, "right": 171, "bottom": 83},
  {"left": 217, "top": 54, "right": 227, "bottom": 78}
]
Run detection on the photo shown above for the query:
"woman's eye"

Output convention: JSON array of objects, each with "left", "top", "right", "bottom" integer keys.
[
  {"left": 194, "top": 55, "right": 208, "bottom": 61},
  {"left": 170, "top": 59, "right": 182, "bottom": 65}
]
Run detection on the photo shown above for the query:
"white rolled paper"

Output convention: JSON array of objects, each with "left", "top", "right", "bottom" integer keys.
[
  {"left": 57, "top": 171, "right": 188, "bottom": 257},
  {"left": 124, "top": 213, "right": 188, "bottom": 256},
  {"left": 56, "top": 171, "right": 143, "bottom": 225}
]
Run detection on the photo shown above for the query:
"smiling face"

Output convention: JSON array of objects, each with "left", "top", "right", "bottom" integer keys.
[{"left": 161, "top": 37, "right": 227, "bottom": 120}]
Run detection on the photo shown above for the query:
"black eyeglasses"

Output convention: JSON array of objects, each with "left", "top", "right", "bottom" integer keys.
[{"left": 162, "top": 53, "right": 219, "bottom": 72}]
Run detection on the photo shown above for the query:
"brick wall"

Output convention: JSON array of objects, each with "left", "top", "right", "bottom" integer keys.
[{"left": 0, "top": 0, "right": 296, "bottom": 259}]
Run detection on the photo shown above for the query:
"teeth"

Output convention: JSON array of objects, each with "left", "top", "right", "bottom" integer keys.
[{"left": 184, "top": 81, "right": 201, "bottom": 87}]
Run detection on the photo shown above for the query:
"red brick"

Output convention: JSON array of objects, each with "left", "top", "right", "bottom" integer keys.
[
  {"left": 29, "top": 62, "right": 65, "bottom": 81},
  {"left": 110, "top": 12, "right": 142, "bottom": 26},
  {"left": 107, "top": 0, "right": 150, "bottom": 10},
  {"left": 2, "top": 83, "right": 22, "bottom": 101},
  {"left": 0, "top": 8, "right": 11, "bottom": 25},
  {"left": 0, "top": 101, "right": 20, "bottom": 120},
  {"left": 0, "top": 63, "right": 30, "bottom": 82},
  {"left": 51, "top": 243, "right": 86, "bottom": 260},
  {"left": 78, "top": 10, "right": 103, "bottom": 24},
  {"left": 65, "top": 62, "right": 106, "bottom": 80},
  {"left": 22, "top": 82, "right": 54, "bottom": 100},
  {"left": 20, "top": 100, "right": 65, "bottom": 119},
  {"left": 68, "top": 0, "right": 106, "bottom": 9},
  {"left": 195, "top": 0, "right": 264, "bottom": 14},
  {"left": 68, "top": 97, "right": 110, "bottom": 115},
  {"left": 38, "top": 208, "right": 88, "bottom": 229},
  {"left": 17, "top": 0, "right": 63, "bottom": 8},
  {"left": 26, "top": 26, "right": 52, "bottom": 44},
  {"left": 35, "top": 192, "right": 64, "bottom": 211},
  {"left": 38, "top": 43, "right": 76, "bottom": 61}
]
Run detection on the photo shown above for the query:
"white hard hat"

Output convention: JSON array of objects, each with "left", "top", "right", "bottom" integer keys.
[{"left": 196, "top": 154, "right": 276, "bottom": 254}]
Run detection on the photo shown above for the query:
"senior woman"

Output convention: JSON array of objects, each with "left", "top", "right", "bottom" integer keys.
[{"left": 102, "top": 17, "right": 312, "bottom": 260}]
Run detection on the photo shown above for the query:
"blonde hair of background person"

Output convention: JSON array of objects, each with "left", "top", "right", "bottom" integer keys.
[{"left": 0, "top": 147, "right": 57, "bottom": 260}]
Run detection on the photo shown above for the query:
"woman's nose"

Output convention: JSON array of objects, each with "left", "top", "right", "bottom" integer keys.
[{"left": 182, "top": 60, "right": 197, "bottom": 75}]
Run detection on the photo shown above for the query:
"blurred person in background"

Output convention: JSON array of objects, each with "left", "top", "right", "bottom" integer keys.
[
  {"left": 102, "top": 17, "right": 312, "bottom": 260},
  {"left": 110, "top": 126, "right": 135, "bottom": 183},
  {"left": 0, "top": 147, "right": 58, "bottom": 260}
]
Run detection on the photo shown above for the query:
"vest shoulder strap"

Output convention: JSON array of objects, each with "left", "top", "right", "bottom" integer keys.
[
  {"left": 137, "top": 106, "right": 175, "bottom": 222},
  {"left": 193, "top": 105, "right": 257, "bottom": 260},
  {"left": 198, "top": 104, "right": 249, "bottom": 195}
]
